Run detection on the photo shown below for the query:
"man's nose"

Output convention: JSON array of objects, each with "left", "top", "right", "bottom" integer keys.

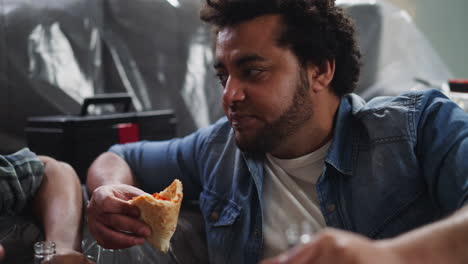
[{"left": 223, "top": 77, "right": 246, "bottom": 106}]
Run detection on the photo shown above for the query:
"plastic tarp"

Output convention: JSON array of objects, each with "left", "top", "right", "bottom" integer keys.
[
  {"left": 337, "top": 0, "right": 453, "bottom": 99},
  {"left": 0, "top": 0, "right": 223, "bottom": 154},
  {"left": 0, "top": 0, "right": 454, "bottom": 154}
]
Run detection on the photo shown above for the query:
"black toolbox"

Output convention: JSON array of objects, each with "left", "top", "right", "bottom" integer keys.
[{"left": 25, "top": 94, "right": 176, "bottom": 182}]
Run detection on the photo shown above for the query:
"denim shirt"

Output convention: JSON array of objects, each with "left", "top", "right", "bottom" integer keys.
[{"left": 110, "top": 89, "right": 468, "bottom": 264}]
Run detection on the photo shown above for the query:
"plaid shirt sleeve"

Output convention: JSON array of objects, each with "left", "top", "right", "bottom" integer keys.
[{"left": 0, "top": 148, "right": 44, "bottom": 216}]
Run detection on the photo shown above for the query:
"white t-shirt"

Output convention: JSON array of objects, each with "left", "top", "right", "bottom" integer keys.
[{"left": 261, "top": 141, "right": 330, "bottom": 259}]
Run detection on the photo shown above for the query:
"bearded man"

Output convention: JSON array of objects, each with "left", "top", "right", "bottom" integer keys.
[{"left": 86, "top": 1, "right": 468, "bottom": 263}]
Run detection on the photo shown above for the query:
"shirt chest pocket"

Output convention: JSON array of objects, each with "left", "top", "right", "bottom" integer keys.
[
  {"left": 200, "top": 189, "right": 242, "bottom": 227},
  {"left": 199, "top": 190, "right": 243, "bottom": 263}
]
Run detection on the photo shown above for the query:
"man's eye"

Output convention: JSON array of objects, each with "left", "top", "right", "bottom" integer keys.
[
  {"left": 244, "top": 69, "right": 263, "bottom": 79},
  {"left": 215, "top": 73, "right": 228, "bottom": 87}
]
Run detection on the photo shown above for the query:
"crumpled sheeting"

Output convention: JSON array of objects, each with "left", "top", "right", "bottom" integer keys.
[
  {"left": 338, "top": 0, "right": 452, "bottom": 99},
  {"left": 0, "top": 0, "right": 223, "bottom": 154},
  {"left": 0, "top": 0, "right": 452, "bottom": 154}
]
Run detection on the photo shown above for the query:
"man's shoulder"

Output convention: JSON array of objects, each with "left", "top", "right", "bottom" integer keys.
[
  {"left": 342, "top": 89, "right": 458, "bottom": 141},
  {"left": 1, "top": 148, "right": 42, "bottom": 173},
  {"left": 0, "top": 148, "right": 44, "bottom": 216},
  {"left": 199, "top": 117, "right": 232, "bottom": 143},
  {"left": 350, "top": 89, "right": 450, "bottom": 117}
]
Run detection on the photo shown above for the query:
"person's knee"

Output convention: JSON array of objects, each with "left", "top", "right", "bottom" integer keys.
[
  {"left": 58, "top": 162, "right": 81, "bottom": 184},
  {"left": 0, "top": 244, "right": 4, "bottom": 261},
  {"left": 39, "top": 156, "right": 80, "bottom": 184}
]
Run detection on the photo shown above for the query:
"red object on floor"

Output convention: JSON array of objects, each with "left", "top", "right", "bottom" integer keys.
[
  {"left": 449, "top": 79, "right": 468, "bottom": 93},
  {"left": 117, "top": 123, "right": 140, "bottom": 143}
]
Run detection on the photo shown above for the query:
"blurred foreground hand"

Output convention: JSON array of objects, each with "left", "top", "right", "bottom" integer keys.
[{"left": 260, "top": 228, "right": 405, "bottom": 264}]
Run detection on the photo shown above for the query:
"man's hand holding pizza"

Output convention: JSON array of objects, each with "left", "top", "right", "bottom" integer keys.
[{"left": 86, "top": 184, "right": 151, "bottom": 249}]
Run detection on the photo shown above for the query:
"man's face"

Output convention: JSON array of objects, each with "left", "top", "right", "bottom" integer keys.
[{"left": 214, "top": 15, "right": 313, "bottom": 154}]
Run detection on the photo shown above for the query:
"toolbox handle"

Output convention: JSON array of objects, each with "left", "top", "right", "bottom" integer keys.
[{"left": 80, "top": 94, "right": 133, "bottom": 116}]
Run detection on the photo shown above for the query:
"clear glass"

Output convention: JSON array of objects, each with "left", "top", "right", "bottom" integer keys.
[
  {"left": 285, "top": 221, "right": 315, "bottom": 249},
  {"left": 34, "top": 241, "right": 56, "bottom": 264}
]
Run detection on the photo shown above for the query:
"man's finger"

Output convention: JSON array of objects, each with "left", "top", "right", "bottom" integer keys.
[
  {"left": 90, "top": 219, "right": 146, "bottom": 249},
  {"left": 88, "top": 192, "right": 139, "bottom": 218},
  {"left": 102, "top": 196, "right": 140, "bottom": 217},
  {"left": 100, "top": 213, "right": 151, "bottom": 237}
]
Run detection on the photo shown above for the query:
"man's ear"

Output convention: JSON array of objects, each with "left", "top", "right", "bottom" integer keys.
[{"left": 307, "top": 59, "right": 336, "bottom": 92}]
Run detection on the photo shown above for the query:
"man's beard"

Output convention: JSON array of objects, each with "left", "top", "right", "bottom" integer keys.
[{"left": 235, "top": 69, "right": 313, "bottom": 154}]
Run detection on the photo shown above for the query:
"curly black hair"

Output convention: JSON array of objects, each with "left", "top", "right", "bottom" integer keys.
[{"left": 200, "top": 0, "right": 361, "bottom": 97}]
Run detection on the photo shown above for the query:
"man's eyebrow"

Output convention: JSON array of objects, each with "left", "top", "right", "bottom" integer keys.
[
  {"left": 234, "top": 54, "right": 266, "bottom": 66},
  {"left": 214, "top": 54, "right": 267, "bottom": 70}
]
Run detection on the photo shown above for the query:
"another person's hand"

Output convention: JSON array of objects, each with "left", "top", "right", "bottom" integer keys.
[
  {"left": 260, "top": 228, "right": 406, "bottom": 264},
  {"left": 43, "top": 249, "right": 95, "bottom": 264},
  {"left": 87, "top": 184, "right": 151, "bottom": 249}
]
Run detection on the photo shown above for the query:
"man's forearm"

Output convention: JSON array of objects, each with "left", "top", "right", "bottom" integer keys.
[
  {"left": 34, "top": 157, "right": 83, "bottom": 251},
  {"left": 86, "top": 152, "right": 138, "bottom": 193},
  {"left": 380, "top": 205, "right": 468, "bottom": 263}
]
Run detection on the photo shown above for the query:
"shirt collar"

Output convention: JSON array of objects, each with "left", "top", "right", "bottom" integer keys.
[
  {"left": 241, "top": 93, "right": 366, "bottom": 178},
  {"left": 325, "top": 94, "right": 365, "bottom": 176}
]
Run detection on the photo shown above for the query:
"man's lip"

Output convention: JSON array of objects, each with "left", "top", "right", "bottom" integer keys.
[
  {"left": 229, "top": 113, "right": 257, "bottom": 127},
  {"left": 230, "top": 113, "right": 257, "bottom": 120}
]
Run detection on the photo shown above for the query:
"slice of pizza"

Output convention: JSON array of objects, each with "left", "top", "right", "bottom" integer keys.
[{"left": 130, "top": 179, "right": 183, "bottom": 252}]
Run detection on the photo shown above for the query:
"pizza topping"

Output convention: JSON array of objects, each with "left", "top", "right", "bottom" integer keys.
[{"left": 153, "top": 193, "right": 169, "bottom": 201}]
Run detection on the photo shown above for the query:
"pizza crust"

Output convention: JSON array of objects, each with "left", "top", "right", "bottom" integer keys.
[{"left": 129, "top": 179, "right": 183, "bottom": 252}]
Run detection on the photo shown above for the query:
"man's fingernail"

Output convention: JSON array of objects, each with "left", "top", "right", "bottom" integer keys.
[
  {"left": 134, "top": 237, "right": 146, "bottom": 245},
  {"left": 140, "top": 227, "right": 151, "bottom": 237}
]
